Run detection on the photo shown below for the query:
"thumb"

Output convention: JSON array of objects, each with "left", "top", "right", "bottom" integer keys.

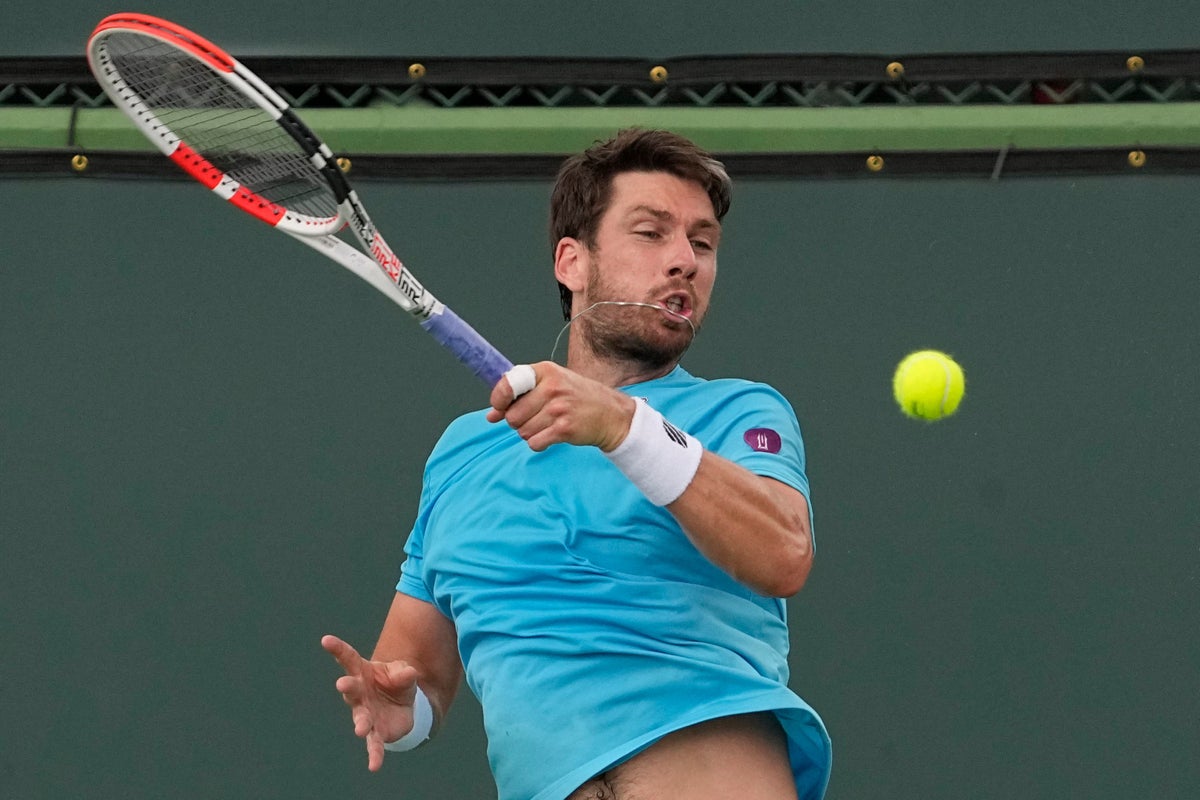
[{"left": 379, "top": 660, "right": 420, "bottom": 694}]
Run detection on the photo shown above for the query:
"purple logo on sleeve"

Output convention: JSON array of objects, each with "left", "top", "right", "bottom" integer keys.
[{"left": 744, "top": 428, "right": 782, "bottom": 453}]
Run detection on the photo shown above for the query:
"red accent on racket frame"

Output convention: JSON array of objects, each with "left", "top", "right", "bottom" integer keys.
[
  {"left": 369, "top": 235, "right": 404, "bottom": 282},
  {"left": 168, "top": 143, "right": 287, "bottom": 225},
  {"left": 169, "top": 142, "right": 223, "bottom": 189},
  {"left": 91, "top": 13, "right": 236, "bottom": 74},
  {"left": 228, "top": 187, "right": 288, "bottom": 226}
]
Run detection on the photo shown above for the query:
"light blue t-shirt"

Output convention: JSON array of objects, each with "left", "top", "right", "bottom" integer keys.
[{"left": 398, "top": 366, "right": 831, "bottom": 800}]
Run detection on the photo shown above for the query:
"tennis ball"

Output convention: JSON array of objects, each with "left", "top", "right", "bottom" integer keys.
[{"left": 892, "top": 350, "right": 965, "bottom": 421}]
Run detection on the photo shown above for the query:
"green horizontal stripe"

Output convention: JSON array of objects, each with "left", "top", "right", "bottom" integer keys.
[{"left": 4, "top": 103, "right": 1200, "bottom": 153}]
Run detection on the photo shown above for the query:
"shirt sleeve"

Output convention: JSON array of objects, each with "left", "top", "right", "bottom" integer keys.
[
  {"left": 395, "top": 453, "right": 440, "bottom": 605},
  {"left": 689, "top": 380, "right": 815, "bottom": 546},
  {"left": 396, "top": 541, "right": 435, "bottom": 604},
  {"left": 393, "top": 409, "right": 498, "bottom": 611}
]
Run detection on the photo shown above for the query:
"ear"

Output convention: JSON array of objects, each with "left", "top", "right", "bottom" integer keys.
[{"left": 553, "top": 237, "right": 588, "bottom": 293}]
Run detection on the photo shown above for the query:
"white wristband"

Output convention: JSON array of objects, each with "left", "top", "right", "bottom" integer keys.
[
  {"left": 604, "top": 399, "right": 702, "bottom": 506},
  {"left": 382, "top": 685, "right": 434, "bottom": 752}
]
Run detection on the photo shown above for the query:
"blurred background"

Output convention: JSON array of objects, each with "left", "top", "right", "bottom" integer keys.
[{"left": 2, "top": 2, "right": 1198, "bottom": 798}]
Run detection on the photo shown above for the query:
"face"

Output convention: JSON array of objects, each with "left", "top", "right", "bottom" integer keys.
[{"left": 559, "top": 170, "right": 721, "bottom": 367}]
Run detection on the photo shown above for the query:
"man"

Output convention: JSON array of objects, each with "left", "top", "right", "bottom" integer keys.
[{"left": 322, "top": 128, "right": 831, "bottom": 799}]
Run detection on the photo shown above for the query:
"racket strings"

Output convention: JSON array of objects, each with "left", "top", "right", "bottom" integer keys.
[{"left": 102, "top": 32, "right": 338, "bottom": 220}]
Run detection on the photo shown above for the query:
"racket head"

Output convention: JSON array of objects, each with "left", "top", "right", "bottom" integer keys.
[{"left": 87, "top": 14, "right": 344, "bottom": 236}]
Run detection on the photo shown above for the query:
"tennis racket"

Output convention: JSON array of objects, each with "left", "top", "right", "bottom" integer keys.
[{"left": 86, "top": 13, "right": 514, "bottom": 387}]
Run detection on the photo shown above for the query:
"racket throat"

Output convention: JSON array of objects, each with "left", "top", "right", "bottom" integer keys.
[{"left": 368, "top": 234, "right": 434, "bottom": 317}]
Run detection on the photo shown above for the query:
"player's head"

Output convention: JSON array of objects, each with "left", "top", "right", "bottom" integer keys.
[{"left": 550, "top": 129, "right": 732, "bottom": 321}]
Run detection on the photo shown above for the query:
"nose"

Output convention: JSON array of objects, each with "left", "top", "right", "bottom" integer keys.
[{"left": 665, "top": 234, "right": 699, "bottom": 281}]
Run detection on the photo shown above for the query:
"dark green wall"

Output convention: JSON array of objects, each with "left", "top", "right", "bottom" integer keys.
[
  {"left": 3, "top": 172, "right": 1197, "bottom": 798},
  {"left": 7, "top": 0, "right": 1200, "bottom": 56}
]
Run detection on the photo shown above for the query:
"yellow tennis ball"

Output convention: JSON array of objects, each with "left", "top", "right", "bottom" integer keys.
[{"left": 893, "top": 350, "right": 965, "bottom": 421}]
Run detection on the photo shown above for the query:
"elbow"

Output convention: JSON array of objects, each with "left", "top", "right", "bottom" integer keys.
[
  {"left": 757, "top": 529, "right": 814, "bottom": 598},
  {"left": 758, "top": 483, "right": 814, "bottom": 598},
  {"left": 766, "top": 547, "right": 813, "bottom": 598}
]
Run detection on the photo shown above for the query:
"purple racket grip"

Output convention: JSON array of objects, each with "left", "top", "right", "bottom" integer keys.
[{"left": 419, "top": 306, "right": 514, "bottom": 387}]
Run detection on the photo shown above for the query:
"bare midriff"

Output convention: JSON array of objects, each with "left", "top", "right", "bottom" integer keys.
[{"left": 564, "top": 712, "right": 798, "bottom": 800}]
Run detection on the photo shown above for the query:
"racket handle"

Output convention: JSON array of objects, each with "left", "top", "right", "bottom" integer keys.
[{"left": 419, "top": 306, "right": 514, "bottom": 387}]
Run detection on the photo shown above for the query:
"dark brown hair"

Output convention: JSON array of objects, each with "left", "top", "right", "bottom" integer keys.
[{"left": 549, "top": 128, "right": 732, "bottom": 320}]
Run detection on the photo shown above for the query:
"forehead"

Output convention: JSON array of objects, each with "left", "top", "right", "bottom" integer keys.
[{"left": 604, "top": 171, "right": 717, "bottom": 222}]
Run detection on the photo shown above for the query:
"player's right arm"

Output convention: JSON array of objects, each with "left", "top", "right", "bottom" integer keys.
[{"left": 322, "top": 592, "right": 462, "bottom": 771}]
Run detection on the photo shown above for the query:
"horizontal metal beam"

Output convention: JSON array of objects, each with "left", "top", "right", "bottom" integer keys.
[
  {"left": 7, "top": 146, "right": 1198, "bottom": 181},
  {"left": 5, "top": 103, "right": 1200, "bottom": 156}
]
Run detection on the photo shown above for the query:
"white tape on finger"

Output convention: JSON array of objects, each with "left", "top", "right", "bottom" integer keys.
[{"left": 504, "top": 364, "right": 537, "bottom": 398}]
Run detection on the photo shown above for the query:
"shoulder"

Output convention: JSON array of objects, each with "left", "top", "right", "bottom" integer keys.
[
  {"left": 697, "top": 376, "right": 795, "bottom": 409},
  {"left": 646, "top": 368, "right": 798, "bottom": 422},
  {"left": 423, "top": 408, "right": 517, "bottom": 482},
  {"left": 648, "top": 369, "right": 808, "bottom": 480},
  {"left": 436, "top": 407, "right": 494, "bottom": 443}
]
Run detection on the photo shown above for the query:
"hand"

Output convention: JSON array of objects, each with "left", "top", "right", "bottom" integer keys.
[
  {"left": 486, "top": 361, "right": 636, "bottom": 452},
  {"left": 321, "top": 634, "right": 422, "bottom": 771}
]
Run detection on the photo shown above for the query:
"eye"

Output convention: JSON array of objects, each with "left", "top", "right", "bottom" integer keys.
[
  {"left": 691, "top": 238, "right": 714, "bottom": 251},
  {"left": 635, "top": 228, "right": 661, "bottom": 239}
]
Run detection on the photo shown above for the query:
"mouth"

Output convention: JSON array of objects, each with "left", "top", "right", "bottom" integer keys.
[{"left": 658, "top": 292, "right": 693, "bottom": 320}]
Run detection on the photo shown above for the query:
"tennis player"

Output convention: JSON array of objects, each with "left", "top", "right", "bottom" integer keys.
[{"left": 322, "top": 128, "right": 831, "bottom": 800}]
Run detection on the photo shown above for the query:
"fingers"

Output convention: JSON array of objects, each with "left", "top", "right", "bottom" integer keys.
[
  {"left": 320, "top": 634, "right": 363, "bottom": 675},
  {"left": 335, "top": 674, "right": 364, "bottom": 700},
  {"left": 323, "top": 634, "right": 417, "bottom": 773},
  {"left": 505, "top": 363, "right": 538, "bottom": 398},
  {"left": 326, "top": 639, "right": 419, "bottom": 712},
  {"left": 509, "top": 407, "right": 559, "bottom": 452},
  {"left": 325, "top": 635, "right": 374, "bottom": 738},
  {"left": 492, "top": 365, "right": 635, "bottom": 452},
  {"left": 367, "top": 732, "right": 386, "bottom": 772},
  {"left": 352, "top": 704, "right": 375, "bottom": 738},
  {"left": 487, "top": 362, "right": 608, "bottom": 450},
  {"left": 488, "top": 363, "right": 539, "bottom": 422}
]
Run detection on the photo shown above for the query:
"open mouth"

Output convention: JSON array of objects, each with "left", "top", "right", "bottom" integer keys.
[{"left": 659, "top": 293, "right": 692, "bottom": 319}]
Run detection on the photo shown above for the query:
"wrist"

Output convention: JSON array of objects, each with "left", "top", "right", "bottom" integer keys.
[
  {"left": 382, "top": 684, "right": 434, "bottom": 752},
  {"left": 600, "top": 393, "right": 639, "bottom": 453},
  {"left": 603, "top": 400, "right": 702, "bottom": 506}
]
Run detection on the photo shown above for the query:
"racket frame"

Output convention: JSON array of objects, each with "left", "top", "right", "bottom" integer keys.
[
  {"left": 86, "top": 14, "right": 516, "bottom": 386},
  {"left": 87, "top": 14, "right": 434, "bottom": 318}
]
